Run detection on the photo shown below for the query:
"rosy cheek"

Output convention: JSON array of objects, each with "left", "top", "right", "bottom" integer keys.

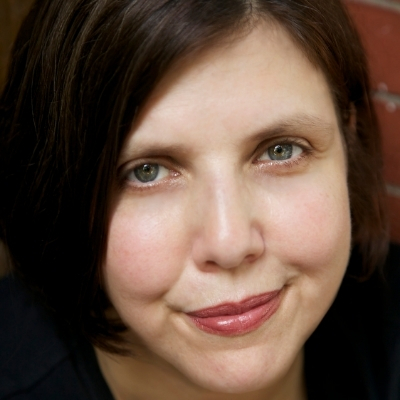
[
  {"left": 263, "top": 174, "right": 351, "bottom": 274},
  {"left": 104, "top": 202, "right": 188, "bottom": 300}
]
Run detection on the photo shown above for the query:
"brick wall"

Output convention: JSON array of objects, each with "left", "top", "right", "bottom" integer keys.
[{"left": 344, "top": 0, "right": 400, "bottom": 243}]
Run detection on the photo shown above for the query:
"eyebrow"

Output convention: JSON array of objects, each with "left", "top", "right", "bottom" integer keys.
[
  {"left": 249, "top": 114, "right": 336, "bottom": 144},
  {"left": 120, "top": 113, "right": 336, "bottom": 162}
]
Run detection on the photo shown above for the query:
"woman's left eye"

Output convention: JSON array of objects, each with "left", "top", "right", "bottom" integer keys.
[
  {"left": 259, "top": 143, "right": 303, "bottom": 162},
  {"left": 126, "top": 163, "right": 170, "bottom": 184}
]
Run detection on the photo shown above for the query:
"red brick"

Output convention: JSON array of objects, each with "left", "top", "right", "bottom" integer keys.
[
  {"left": 374, "top": 99, "right": 400, "bottom": 185},
  {"left": 345, "top": 1, "right": 400, "bottom": 95},
  {"left": 387, "top": 195, "right": 400, "bottom": 243}
]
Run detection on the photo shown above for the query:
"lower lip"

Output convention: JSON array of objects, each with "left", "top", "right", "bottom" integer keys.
[{"left": 187, "top": 291, "right": 281, "bottom": 336}]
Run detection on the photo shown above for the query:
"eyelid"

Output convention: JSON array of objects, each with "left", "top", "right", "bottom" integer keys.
[
  {"left": 252, "top": 136, "right": 313, "bottom": 173},
  {"left": 255, "top": 137, "right": 310, "bottom": 160},
  {"left": 127, "top": 163, "right": 169, "bottom": 183},
  {"left": 118, "top": 158, "right": 181, "bottom": 190}
]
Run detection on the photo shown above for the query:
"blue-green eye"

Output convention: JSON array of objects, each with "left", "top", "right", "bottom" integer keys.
[
  {"left": 260, "top": 143, "right": 302, "bottom": 162},
  {"left": 129, "top": 163, "right": 161, "bottom": 183},
  {"left": 125, "top": 162, "right": 173, "bottom": 186},
  {"left": 268, "top": 144, "right": 292, "bottom": 160}
]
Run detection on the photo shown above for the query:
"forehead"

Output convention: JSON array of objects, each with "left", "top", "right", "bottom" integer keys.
[{"left": 122, "top": 21, "right": 339, "bottom": 158}]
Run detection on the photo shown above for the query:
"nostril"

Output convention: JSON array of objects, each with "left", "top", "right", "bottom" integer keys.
[
  {"left": 193, "top": 229, "right": 265, "bottom": 271},
  {"left": 244, "top": 252, "right": 262, "bottom": 264}
]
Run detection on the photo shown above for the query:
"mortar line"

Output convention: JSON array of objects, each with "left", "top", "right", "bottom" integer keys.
[
  {"left": 373, "top": 91, "right": 400, "bottom": 106},
  {"left": 386, "top": 183, "right": 400, "bottom": 198}
]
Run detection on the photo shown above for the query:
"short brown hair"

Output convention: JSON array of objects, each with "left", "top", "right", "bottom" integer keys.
[{"left": 0, "top": 0, "right": 388, "bottom": 351}]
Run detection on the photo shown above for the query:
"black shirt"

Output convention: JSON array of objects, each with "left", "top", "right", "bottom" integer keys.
[
  {"left": 1, "top": 245, "right": 400, "bottom": 399},
  {"left": 0, "top": 277, "right": 113, "bottom": 400}
]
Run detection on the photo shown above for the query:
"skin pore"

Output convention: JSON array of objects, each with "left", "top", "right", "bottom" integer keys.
[{"left": 96, "top": 20, "right": 351, "bottom": 400}]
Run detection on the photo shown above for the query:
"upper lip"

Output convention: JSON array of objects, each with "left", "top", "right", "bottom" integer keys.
[{"left": 186, "top": 290, "right": 281, "bottom": 318}]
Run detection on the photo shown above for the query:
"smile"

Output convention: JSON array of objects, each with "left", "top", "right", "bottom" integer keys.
[{"left": 186, "top": 290, "right": 281, "bottom": 336}]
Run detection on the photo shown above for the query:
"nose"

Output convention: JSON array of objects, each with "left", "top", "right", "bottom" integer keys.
[{"left": 191, "top": 175, "right": 265, "bottom": 270}]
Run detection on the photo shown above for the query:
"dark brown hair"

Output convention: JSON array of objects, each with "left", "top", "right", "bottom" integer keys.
[{"left": 0, "top": 0, "right": 388, "bottom": 351}]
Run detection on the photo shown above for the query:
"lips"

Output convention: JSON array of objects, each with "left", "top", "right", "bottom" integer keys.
[{"left": 186, "top": 290, "right": 281, "bottom": 336}]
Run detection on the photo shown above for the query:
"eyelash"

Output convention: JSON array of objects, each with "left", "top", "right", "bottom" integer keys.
[
  {"left": 255, "top": 137, "right": 311, "bottom": 168},
  {"left": 118, "top": 161, "right": 180, "bottom": 192},
  {"left": 119, "top": 137, "right": 311, "bottom": 190}
]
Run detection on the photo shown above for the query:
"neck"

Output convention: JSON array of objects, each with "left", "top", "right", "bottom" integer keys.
[{"left": 94, "top": 346, "right": 307, "bottom": 400}]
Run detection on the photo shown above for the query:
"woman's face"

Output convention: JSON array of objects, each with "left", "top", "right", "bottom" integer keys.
[{"left": 103, "top": 22, "right": 351, "bottom": 395}]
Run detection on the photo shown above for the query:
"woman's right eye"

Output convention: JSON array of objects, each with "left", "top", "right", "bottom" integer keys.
[{"left": 126, "top": 163, "right": 169, "bottom": 184}]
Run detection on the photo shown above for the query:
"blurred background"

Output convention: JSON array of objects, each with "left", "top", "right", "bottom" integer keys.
[
  {"left": 0, "top": 0, "right": 399, "bottom": 277},
  {"left": 346, "top": 0, "right": 400, "bottom": 245}
]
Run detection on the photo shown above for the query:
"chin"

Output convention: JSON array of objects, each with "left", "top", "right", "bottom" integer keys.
[{"left": 163, "top": 340, "right": 304, "bottom": 395}]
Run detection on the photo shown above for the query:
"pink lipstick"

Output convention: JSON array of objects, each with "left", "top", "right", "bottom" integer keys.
[{"left": 186, "top": 290, "right": 281, "bottom": 336}]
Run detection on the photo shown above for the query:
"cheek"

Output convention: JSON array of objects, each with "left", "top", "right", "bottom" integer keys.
[
  {"left": 263, "top": 170, "right": 351, "bottom": 277},
  {"left": 104, "top": 197, "right": 189, "bottom": 300},
  {"left": 257, "top": 169, "right": 351, "bottom": 339}
]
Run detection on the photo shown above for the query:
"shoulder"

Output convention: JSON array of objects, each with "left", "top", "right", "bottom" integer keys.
[
  {"left": 306, "top": 243, "right": 400, "bottom": 400},
  {"left": 381, "top": 243, "right": 400, "bottom": 400},
  {"left": 0, "top": 275, "right": 89, "bottom": 399},
  {"left": 383, "top": 243, "right": 400, "bottom": 311}
]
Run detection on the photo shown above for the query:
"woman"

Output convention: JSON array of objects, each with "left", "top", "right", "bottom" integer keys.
[{"left": 0, "top": 0, "right": 399, "bottom": 399}]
